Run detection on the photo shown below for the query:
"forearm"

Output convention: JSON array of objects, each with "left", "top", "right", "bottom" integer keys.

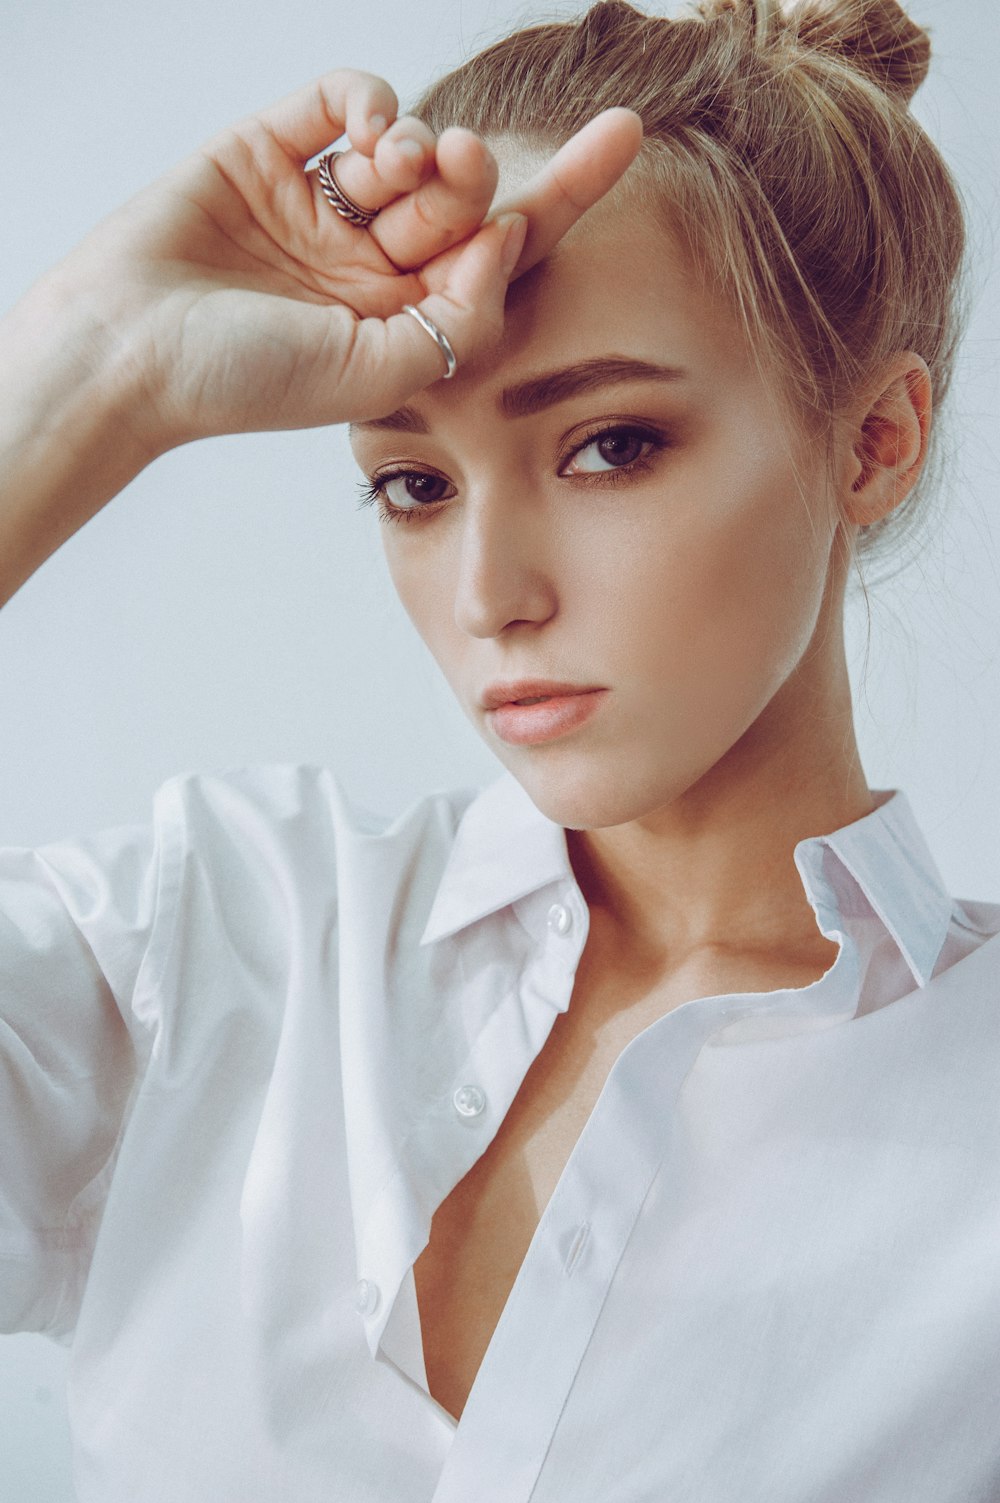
[{"left": 0, "top": 266, "right": 161, "bottom": 607}]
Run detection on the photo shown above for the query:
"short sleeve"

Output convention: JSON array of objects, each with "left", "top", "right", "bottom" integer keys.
[{"left": 0, "top": 805, "right": 177, "bottom": 1338}]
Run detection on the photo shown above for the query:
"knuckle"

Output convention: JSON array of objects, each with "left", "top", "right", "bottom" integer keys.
[
  {"left": 411, "top": 192, "right": 460, "bottom": 240},
  {"left": 393, "top": 114, "right": 434, "bottom": 139},
  {"left": 331, "top": 68, "right": 397, "bottom": 111},
  {"left": 547, "top": 164, "right": 587, "bottom": 215},
  {"left": 437, "top": 124, "right": 478, "bottom": 147},
  {"left": 327, "top": 67, "right": 367, "bottom": 92},
  {"left": 343, "top": 68, "right": 383, "bottom": 88},
  {"left": 362, "top": 72, "right": 398, "bottom": 113}
]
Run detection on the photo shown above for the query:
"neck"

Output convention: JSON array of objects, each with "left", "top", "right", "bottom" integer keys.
[{"left": 566, "top": 627, "right": 873, "bottom": 970}]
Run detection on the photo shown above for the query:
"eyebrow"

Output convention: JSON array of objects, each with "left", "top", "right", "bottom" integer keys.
[{"left": 347, "top": 356, "right": 688, "bottom": 437}]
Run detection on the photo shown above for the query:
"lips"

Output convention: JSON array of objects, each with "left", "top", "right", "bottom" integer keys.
[
  {"left": 486, "top": 689, "right": 608, "bottom": 746},
  {"left": 479, "top": 680, "right": 603, "bottom": 712}
]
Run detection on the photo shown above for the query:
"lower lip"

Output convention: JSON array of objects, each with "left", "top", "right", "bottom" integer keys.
[{"left": 486, "top": 690, "right": 608, "bottom": 746}]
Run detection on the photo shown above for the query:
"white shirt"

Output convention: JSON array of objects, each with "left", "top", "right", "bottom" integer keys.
[{"left": 2, "top": 761, "right": 1000, "bottom": 1502}]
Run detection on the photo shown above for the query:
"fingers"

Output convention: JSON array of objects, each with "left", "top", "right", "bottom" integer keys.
[
  {"left": 365, "top": 128, "right": 501, "bottom": 271},
  {"left": 486, "top": 108, "right": 644, "bottom": 278},
  {"left": 226, "top": 71, "right": 639, "bottom": 293},
  {"left": 240, "top": 68, "right": 401, "bottom": 164},
  {"left": 326, "top": 107, "right": 641, "bottom": 279},
  {"left": 330, "top": 214, "right": 527, "bottom": 423},
  {"left": 325, "top": 115, "right": 438, "bottom": 216},
  {"left": 337, "top": 109, "right": 643, "bottom": 415}
]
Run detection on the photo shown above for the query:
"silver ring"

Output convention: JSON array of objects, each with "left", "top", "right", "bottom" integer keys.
[
  {"left": 402, "top": 304, "right": 458, "bottom": 380},
  {"left": 314, "top": 149, "right": 381, "bottom": 228}
]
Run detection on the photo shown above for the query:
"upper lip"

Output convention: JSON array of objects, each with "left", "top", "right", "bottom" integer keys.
[{"left": 479, "top": 680, "right": 604, "bottom": 711}]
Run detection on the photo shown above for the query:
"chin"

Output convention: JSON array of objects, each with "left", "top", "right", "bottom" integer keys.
[{"left": 509, "top": 758, "right": 684, "bottom": 832}]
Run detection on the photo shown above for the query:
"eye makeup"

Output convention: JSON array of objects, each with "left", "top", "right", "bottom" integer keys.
[{"left": 354, "top": 418, "right": 674, "bottom": 526}]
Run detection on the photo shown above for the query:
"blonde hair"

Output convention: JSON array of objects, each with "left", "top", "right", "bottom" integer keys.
[{"left": 410, "top": 0, "right": 968, "bottom": 581}]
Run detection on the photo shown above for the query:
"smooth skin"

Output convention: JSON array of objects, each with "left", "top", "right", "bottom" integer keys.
[{"left": 350, "top": 145, "right": 932, "bottom": 1000}]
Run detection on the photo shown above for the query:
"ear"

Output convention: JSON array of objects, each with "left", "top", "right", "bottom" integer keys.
[{"left": 840, "top": 354, "right": 933, "bottom": 527}]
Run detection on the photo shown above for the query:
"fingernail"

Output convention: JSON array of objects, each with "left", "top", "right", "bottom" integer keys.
[
  {"left": 397, "top": 137, "right": 425, "bottom": 163},
  {"left": 499, "top": 214, "right": 528, "bottom": 276},
  {"left": 369, "top": 113, "right": 388, "bottom": 135}
]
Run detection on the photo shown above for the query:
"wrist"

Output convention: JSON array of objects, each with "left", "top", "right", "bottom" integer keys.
[
  {"left": 2, "top": 263, "right": 171, "bottom": 472},
  {"left": 0, "top": 266, "right": 169, "bottom": 605}
]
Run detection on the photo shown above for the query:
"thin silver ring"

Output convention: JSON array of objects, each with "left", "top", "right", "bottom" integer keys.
[
  {"left": 314, "top": 149, "right": 381, "bottom": 228},
  {"left": 402, "top": 304, "right": 458, "bottom": 380}
]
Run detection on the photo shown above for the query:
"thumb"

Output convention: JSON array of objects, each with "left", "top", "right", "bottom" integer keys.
[
  {"left": 343, "top": 213, "right": 529, "bottom": 418},
  {"left": 427, "top": 211, "right": 530, "bottom": 344}
]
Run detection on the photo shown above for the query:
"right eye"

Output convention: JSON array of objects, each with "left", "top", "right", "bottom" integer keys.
[{"left": 355, "top": 469, "right": 455, "bottom": 522}]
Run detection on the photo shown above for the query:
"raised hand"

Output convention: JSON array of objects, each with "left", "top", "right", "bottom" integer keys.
[{"left": 42, "top": 69, "right": 642, "bottom": 446}]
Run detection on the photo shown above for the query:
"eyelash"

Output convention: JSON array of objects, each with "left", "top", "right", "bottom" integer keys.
[{"left": 354, "top": 421, "right": 671, "bottom": 526}]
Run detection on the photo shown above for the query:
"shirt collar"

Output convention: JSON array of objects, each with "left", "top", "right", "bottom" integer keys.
[
  {"left": 420, "top": 771, "right": 954, "bottom": 989},
  {"left": 419, "top": 770, "right": 570, "bottom": 946},
  {"left": 801, "top": 786, "right": 954, "bottom": 987}
]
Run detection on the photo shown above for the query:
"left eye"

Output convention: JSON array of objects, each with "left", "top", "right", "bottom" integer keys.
[
  {"left": 356, "top": 423, "right": 666, "bottom": 525},
  {"left": 562, "top": 428, "right": 656, "bottom": 474}
]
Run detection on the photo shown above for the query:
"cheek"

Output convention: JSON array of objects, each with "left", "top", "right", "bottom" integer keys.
[
  {"left": 382, "top": 542, "right": 475, "bottom": 685},
  {"left": 609, "top": 455, "right": 833, "bottom": 697},
  {"left": 383, "top": 544, "right": 442, "bottom": 637}
]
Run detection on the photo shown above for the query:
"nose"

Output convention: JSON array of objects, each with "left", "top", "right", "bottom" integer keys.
[{"left": 452, "top": 488, "right": 558, "bottom": 639}]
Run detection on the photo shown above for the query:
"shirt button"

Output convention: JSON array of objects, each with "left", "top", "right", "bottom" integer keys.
[
  {"left": 353, "top": 1279, "right": 380, "bottom": 1317},
  {"left": 547, "top": 902, "right": 573, "bottom": 936},
  {"left": 453, "top": 1084, "right": 486, "bottom": 1118}
]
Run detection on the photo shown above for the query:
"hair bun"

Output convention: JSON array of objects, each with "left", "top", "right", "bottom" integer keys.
[{"left": 793, "top": 0, "right": 931, "bottom": 104}]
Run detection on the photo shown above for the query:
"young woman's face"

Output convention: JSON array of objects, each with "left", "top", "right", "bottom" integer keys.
[{"left": 348, "top": 188, "right": 852, "bottom": 832}]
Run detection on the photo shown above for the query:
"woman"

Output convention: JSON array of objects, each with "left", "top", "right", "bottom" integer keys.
[{"left": 1, "top": 0, "right": 995, "bottom": 1497}]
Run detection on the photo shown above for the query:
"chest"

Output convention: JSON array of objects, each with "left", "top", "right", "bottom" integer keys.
[
  {"left": 412, "top": 942, "right": 837, "bottom": 1422},
  {"left": 412, "top": 998, "right": 607, "bottom": 1424}
]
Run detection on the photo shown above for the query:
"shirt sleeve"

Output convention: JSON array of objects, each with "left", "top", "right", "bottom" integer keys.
[{"left": 0, "top": 804, "right": 178, "bottom": 1340}]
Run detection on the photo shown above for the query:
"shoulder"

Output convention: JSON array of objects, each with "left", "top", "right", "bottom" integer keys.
[
  {"left": 135, "top": 762, "right": 491, "bottom": 1041},
  {"left": 150, "top": 760, "right": 485, "bottom": 892}
]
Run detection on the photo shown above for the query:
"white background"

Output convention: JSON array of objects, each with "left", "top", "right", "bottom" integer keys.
[{"left": 0, "top": 0, "right": 997, "bottom": 1495}]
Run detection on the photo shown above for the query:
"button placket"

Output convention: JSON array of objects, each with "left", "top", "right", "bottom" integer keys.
[{"left": 429, "top": 1010, "right": 696, "bottom": 1503}]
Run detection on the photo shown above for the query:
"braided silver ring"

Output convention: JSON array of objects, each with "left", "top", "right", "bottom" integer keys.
[
  {"left": 402, "top": 304, "right": 458, "bottom": 381},
  {"left": 314, "top": 149, "right": 381, "bottom": 228}
]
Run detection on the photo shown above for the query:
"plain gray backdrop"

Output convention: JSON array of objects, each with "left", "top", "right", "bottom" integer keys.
[{"left": 1, "top": 0, "right": 997, "bottom": 1496}]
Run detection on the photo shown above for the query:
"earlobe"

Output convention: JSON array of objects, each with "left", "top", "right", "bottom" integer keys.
[{"left": 843, "top": 354, "right": 932, "bottom": 527}]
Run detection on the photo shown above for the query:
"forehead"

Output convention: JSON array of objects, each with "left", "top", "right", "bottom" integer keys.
[{"left": 349, "top": 147, "right": 760, "bottom": 443}]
